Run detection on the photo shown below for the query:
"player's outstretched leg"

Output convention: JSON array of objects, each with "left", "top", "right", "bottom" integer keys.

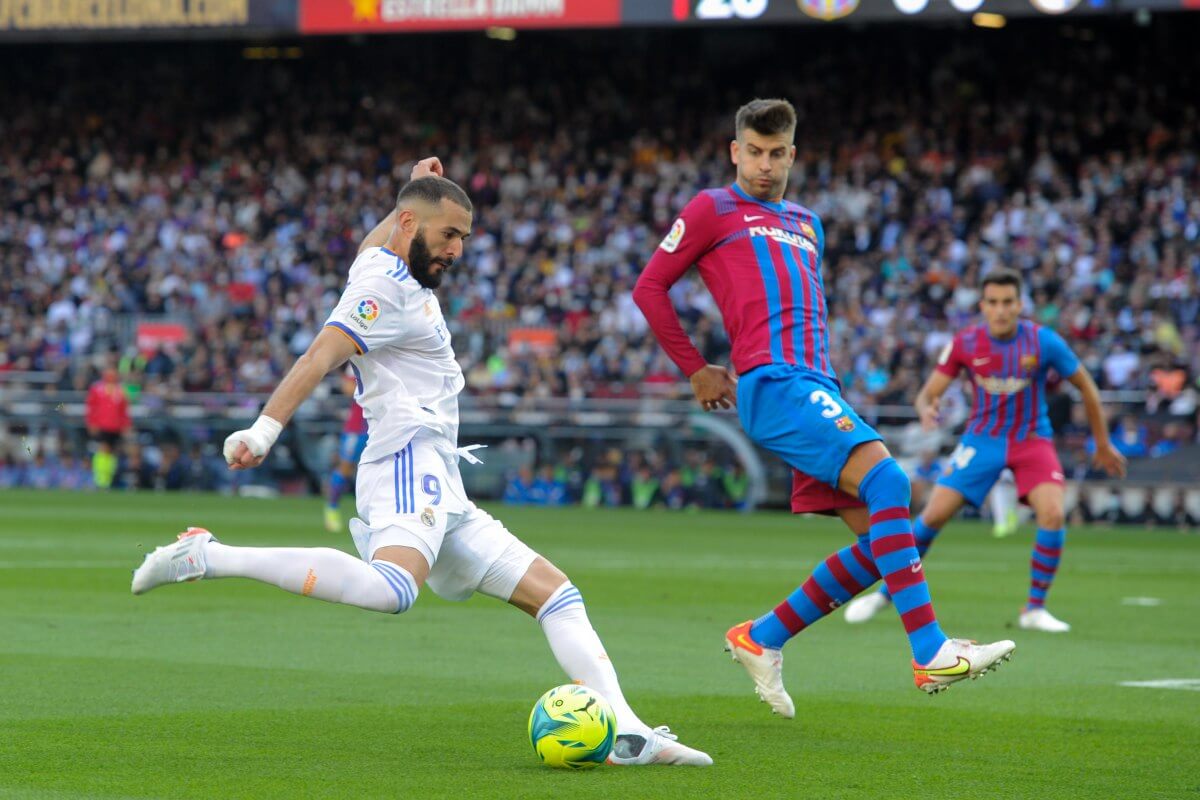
[
  {"left": 844, "top": 516, "right": 938, "bottom": 623},
  {"left": 131, "top": 527, "right": 421, "bottom": 614},
  {"left": 725, "top": 533, "right": 880, "bottom": 717},
  {"left": 851, "top": 452, "right": 1015, "bottom": 693},
  {"left": 509, "top": 558, "right": 711, "bottom": 766}
]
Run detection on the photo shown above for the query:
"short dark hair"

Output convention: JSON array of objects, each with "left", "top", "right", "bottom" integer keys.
[
  {"left": 396, "top": 175, "right": 473, "bottom": 214},
  {"left": 735, "top": 98, "right": 797, "bottom": 138},
  {"left": 981, "top": 269, "right": 1023, "bottom": 294}
]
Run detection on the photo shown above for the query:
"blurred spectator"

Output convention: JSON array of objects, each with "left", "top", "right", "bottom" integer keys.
[
  {"left": 84, "top": 368, "right": 130, "bottom": 489},
  {"left": 503, "top": 465, "right": 535, "bottom": 505},
  {"left": 1096, "top": 415, "right": 1150, "bottom": 460},
  {"left": 629, "top": 467, "right": 659, "bottom": 510},
  {"left": 531, "top": 465, "right": 569, "bottom": 506},
  {"left": 116, "top": 443, "right": 156, "bottom": 491},
  {"left": 1150, "top": 422, "right": 1188, "bottom": 458},
  {"left": 157, "top": 442, "right": 190, "bottom": 491},
  {"left": 582, "top": 464, "right": 622, "bottom": 509}
]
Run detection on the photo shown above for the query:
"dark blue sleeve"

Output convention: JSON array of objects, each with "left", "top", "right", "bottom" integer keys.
[{"left": 1038, "top": 328, "right": 1080, "bottom": 379}]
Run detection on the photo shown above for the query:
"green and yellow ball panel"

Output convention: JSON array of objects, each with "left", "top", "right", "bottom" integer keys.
[{"left": 528, "top": 684, "right": 616, "bottom": 769}]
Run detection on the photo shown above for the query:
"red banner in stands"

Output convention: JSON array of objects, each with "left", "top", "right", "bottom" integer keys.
[
  {"left": 299, "top": 0, "right": 621, "bottom": 33},
  {"left": 136, "top": 322, "right": 189, "bottom": 356}
]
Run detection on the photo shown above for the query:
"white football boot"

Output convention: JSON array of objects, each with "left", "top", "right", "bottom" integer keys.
[
  {"left": 1018, "top": 606, "right": 1071, "bottom": 633},
  {"left": 843, "top": 591, "right": 891, "bottom": 624},
  {"left": 723, "top": 621, "right": 795, "bottom": 718},
  {"left": 131, "top": 527, "right": 214, "bottom": 595},
  {"left": 607, "top": 726, "right": 713, "bottom": 766},
  {"left": 913, "top": 638, "right": 1016, "bottom": 694}
]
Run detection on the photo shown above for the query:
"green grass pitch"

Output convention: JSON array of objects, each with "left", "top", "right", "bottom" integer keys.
[{"left": 1, "top": 489, "right": 1197, "bottom": 799}]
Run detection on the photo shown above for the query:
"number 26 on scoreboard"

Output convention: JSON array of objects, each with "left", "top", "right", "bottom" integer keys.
[{"left": 695, "top": 0, "right": 769, "bottom": 20}]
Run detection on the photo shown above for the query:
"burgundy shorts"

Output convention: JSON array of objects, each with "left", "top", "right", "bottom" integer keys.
[
  {"left": 790, "top": 470, "right": 865, "bottom": 515},
  {"left": 1009, "top": 437, "right": 1066, "bottom": 501}
]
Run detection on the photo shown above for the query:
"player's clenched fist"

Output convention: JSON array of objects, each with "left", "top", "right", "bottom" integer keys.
[
  {"left": 223, "top": 415, "right": 283, "bottom": 470},
  {"left": 410, "top": 156, "right": 444, "bottom": 180},
  {"left": 689, "top": 364, "right": 738, "bottom": 412}
]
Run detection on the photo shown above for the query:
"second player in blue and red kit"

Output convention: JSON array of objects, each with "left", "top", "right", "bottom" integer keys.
[
  {"left": 634, "top": 98, "right": 1014, "bottom": 709},
  {"left": 843, "top": 270, "right": 1126, "bottom": 632}
]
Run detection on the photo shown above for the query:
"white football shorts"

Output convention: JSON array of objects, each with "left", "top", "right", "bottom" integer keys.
[{"left": 349, "top": 435, "right": 538, "bottom": 602}]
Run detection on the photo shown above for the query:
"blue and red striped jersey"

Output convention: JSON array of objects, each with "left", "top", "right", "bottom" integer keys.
[
  {"left": 936, "top": 320, "right": 1080, "bottom": 440},
  {"left": 633, "top": 183, "right": 833, "bottom": 379}
]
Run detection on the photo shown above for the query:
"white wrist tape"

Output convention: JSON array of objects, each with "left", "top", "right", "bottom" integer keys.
[{"left": 222, "top": 415, "right": 283, "bottom": 464}]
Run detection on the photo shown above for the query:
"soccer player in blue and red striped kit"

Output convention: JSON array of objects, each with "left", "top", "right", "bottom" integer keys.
[
  {"left": 634, "top": 98, "right": 1015, "bottom": 713},
  {"left": 843, "top": 270, "right": 1126, "bottom": 632}
]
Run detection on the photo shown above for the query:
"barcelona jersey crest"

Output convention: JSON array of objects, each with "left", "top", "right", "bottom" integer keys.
[{"left": 797, "top": 0, "right": 860, "bottom": 21}]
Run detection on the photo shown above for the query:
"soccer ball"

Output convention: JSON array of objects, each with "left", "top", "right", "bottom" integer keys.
[{"left": 527, "top": 684, "right": 616, "bottom": 769}]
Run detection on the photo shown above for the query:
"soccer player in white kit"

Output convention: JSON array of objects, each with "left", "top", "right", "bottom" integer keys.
[{"left": 131, "top": 160, "right": 710, "bottom": 767}]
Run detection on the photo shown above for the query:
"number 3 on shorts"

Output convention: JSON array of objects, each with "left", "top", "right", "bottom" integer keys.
[{"left": 809, "top": 390, "right": 844, "bottom": 419}]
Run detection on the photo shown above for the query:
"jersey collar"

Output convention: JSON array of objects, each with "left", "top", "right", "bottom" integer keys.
[
  {"left": 986, "top": 319, "right": 1025, "bottom": 345},
  {"left": 730, "top": 182, "right": 787, "bottom": 213}
]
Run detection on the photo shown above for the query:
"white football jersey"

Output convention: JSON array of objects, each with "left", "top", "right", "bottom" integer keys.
[{"left": 324, "top": 246, "right": 464, "bottom": 464}]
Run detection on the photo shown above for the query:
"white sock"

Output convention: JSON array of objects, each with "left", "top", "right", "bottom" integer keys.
[
  {"left": 537, "top": 582, "right": 649, "bottom": 736},
  {"left": 203, "top": 542, "right": 416, "bottom": 614}
]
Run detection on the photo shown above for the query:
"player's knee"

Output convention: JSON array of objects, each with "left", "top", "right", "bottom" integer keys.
[
  {"left": 368, "top": 560, "right": 419, "bottom": 614},
  {"left": 1036, "top": 506, "right": 1065, "bottom": 530},
  {"left": 858, "top": 457, "right": 911, "bottom": 510}
]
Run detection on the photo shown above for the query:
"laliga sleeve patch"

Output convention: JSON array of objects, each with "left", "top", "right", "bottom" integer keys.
[
  {"left": 346, "top": 297, "right": 381, "bottom": 333},
  {"left": 937, "top": 341, "right": 953, "bottom": 366},
  {"left": 659, "top": 218, "right": 686, "bottom": 253}
]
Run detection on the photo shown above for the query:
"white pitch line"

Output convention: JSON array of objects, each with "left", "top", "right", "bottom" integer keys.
[
  {"left": 1119, "top": 679, "right": 1200, "bottom": 692},
  {"left": 1122, "top": 597, "right": 1163, "bottom": 606}
]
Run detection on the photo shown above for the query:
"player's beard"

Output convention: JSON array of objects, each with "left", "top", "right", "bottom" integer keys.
[{"left": 408, "top": 228, "right": 453, "bottom": 289}]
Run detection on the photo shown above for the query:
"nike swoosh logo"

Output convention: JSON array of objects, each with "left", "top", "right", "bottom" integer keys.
[
  {"left": 918, "top": 656, "right": 971, "bottom": 677},
  {"left": 744, "top": 215, "right": 765, "bottom": 222},
  {"left": 733, "top": 632, "right": 763, "bottom": 655},
  {"left": 910, "top": 562, "right": 923, "bottom": 573}
]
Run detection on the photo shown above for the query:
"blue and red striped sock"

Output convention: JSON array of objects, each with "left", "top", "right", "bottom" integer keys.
[
  {"left": 879, "top": 516, "right": 939, "bottom": 601},
  {"left": 858, "top": 458, "right": 947, "bottom": 665},
  {"left": 749, "top": 534, "right": 882, "bottom": 648},
  {"left": 1027, "top": 527, "right": 1065, "bottom": 609},
  {"left": 328, "top": 472, "right": 349, "bottom": 510}
]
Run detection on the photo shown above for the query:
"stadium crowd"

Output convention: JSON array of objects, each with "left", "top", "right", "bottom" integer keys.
[{"left": 1, "top": 23, "right": 1198, "bottom": 496}]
